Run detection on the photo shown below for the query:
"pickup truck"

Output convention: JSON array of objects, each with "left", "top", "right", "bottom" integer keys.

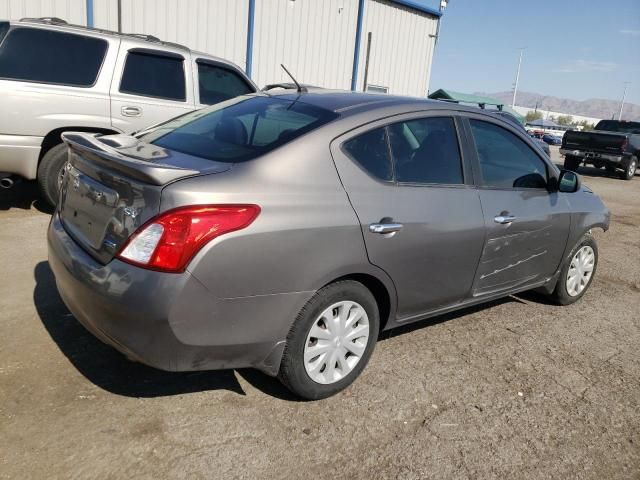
[{"left": 560, "top": 120, "right": 640, "bottom": 180}]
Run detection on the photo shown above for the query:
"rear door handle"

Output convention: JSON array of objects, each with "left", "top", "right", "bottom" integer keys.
[
  {"left": 369, "top": 223, "right": 403, "bottom": 234},
  {"left": 121, "top": 106, "right": 142, "bottom": 117},
  {"left": 494, "top": 214, "right": 516, "bottom": 224}
]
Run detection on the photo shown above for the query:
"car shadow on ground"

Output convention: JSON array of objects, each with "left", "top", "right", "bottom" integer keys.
[
  {"left": 0, "top": 180, "right": 53, "bottom": 213},
  {"left": 554, "top": 162, "right": 630, "bottom": 180},
  {"left": 33, "top": 261, "right": 250, "bottom": 398}
]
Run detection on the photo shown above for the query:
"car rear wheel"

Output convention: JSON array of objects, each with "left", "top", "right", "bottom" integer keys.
[
  {"left": 551, "top": 234, "right": 598, "bottom": 305},
  {"left": 621, "top": 157, "right": 637, "bottom": 180},
  {"left": 278, "top": 280, "right": 379, "bottom": 400},
  {"left": 563, "top": 155, "right": 581, "bottom": 171},
  {"left": 37, "top": 143, "right": 68, "bottom": 207}
]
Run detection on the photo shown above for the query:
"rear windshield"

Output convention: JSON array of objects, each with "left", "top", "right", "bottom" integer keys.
[
  {"left": 596, "top": 120, "right": 640, "bottom": 134},
  {"left": 142, "top": 95, "right": 338, "bottom": 162},
  {"left": 0, "top": 27, "right": 107, "bottom": 86}
]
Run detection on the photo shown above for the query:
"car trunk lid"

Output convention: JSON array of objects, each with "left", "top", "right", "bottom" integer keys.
[{"left": 59, "top": 132, "right": 232, "bottom": 264}]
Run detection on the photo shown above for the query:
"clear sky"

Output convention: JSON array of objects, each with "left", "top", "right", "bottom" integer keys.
[{"left": 421, "top": 0, "right": 640, "bottom": 105}]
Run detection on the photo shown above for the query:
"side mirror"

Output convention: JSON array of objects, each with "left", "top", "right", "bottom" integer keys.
[{"left": 558, "top": 169, "right": 581, "bottom": 193}]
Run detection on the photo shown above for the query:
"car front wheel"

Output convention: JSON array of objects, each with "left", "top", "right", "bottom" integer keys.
[
  {"left": 551, "top": 234, "right": 598, "bottom": 305},
  {"left": 278, "top": 280, "right": 379, "bottom": 400}
]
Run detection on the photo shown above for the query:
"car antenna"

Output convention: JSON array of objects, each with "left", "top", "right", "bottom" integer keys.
[{"left": 280, "top": 64, "right": 307, "bottom": 93}]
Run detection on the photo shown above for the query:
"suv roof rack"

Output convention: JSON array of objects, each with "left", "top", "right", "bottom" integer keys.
[
  {"left": 19, "top": 17, "right": 68, "bottom": 25},
  {"left": 17, "top": 17, "right": 190, "bottom": 52}
]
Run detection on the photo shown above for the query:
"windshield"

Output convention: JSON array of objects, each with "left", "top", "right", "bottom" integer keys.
[
  {"left": 141, "top": 95, "right": 339, "bottom": 162},
  {"left": 596, "top": 120, "right": 640, "bottom": 134}
]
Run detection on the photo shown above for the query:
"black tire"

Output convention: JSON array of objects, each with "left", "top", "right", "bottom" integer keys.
[
  {"left": 620, "top": 156, "right": 637, "bottom": 181},
  {"left": 278, "top": 280, "right": 380, "bottom": 400},
  {"left": 37, "top": 143, "right": 68, "bottom": 207},
  {"left": 563, "top": 155, "right": 581, "bottom": 171},
  {"left": 551, "top": 234, "right": 598, "bottom": 305}
]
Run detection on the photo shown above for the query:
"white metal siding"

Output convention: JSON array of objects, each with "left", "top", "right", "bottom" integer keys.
[
  {"left": 93, "top": 0, "right": 249, "bottom": 69},
  {"left": 0, "top": 0, "right": 87, "bottom": 24},
  {"left": 252, "top": 0, "right": 359, "bottom": 90},
  {"left": 357, "top": 0, "right": 437, "bottom": 97}
]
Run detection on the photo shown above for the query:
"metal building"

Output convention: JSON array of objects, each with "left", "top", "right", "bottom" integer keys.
[{"left": 0, "top": 0, "right": 441, "bottom": 96}]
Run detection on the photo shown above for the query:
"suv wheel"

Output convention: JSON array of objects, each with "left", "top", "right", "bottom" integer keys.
[
  {"left": 278, "top": 281, "right": 379, "bottom": 400},
  {"left": 563, "top": 155, "right": 581, "bottom": 171},
  {"left": 37, "top": 143, "right": 68, "bottom": 207},
  {"left": 551, "top": 234, "right": 598, "bottom": 305},
  {"left": 621, "top": 157, "right": 637, "bottom": 181}
]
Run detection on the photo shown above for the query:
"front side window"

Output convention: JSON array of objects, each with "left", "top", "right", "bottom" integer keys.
[
  {"left": 342, "top": 127, "right": 392, "bottom": 181},
  {"left": 197, "top": 61, "right": 253, "bottom": 105},
  {"left": 388, "top": 117, "right": 463, "bottom": 185},
  {"left": 0, "top": 27, "right": 107, "bottom": 86},
  {"left": 120, "top": 51, "right": 186, "bottom": 101},
  {"left": 470, "top": 119, "right": 548, "bottom": 189},
  {"left": 142, "top": 96, "right": 338, "bottom": 163}
]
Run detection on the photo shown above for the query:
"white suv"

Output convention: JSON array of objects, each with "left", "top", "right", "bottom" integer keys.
[{"left": 0, "top": 17, "right": 257, "bottom": 205}]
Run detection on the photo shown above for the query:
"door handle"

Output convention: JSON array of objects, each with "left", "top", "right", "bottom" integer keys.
[
  {"left": 494, "top": 214, "right": 516, "bottom": 224},
  {"left": 369, "top": 223, "right": 403, "bottom": 234},
  {"left": 121, "top": 106, "right": 142, "bottom": 117}
]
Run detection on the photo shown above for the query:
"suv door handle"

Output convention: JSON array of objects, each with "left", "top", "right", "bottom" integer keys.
[
  {"left": 369, "top": 223, "right": 403, "bottom": 234},
  {"left": 121, "top": 106, "right": 142, "bottom": 117},
  {"left": 494, "top": 214, "right": 516, "bottom": 224}
]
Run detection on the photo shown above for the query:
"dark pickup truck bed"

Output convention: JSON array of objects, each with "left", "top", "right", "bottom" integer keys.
[{"left": 560, "top": 120, "right": 640, "bottom": 180}]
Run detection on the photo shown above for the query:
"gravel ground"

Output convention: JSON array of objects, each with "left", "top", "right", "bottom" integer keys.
[{"left": 1, "top": 147, "right": 638, "bottom": 479}]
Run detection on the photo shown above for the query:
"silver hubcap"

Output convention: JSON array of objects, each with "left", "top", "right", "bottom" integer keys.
[
  {"left": 629, "top": 161, "right": 637, "bottom": 177},
  {"left": 566, "top": 246, "right": 595, "bottom": 297},
  {"left": 303, "top": 301, "right": 370, "bottom": 384}
]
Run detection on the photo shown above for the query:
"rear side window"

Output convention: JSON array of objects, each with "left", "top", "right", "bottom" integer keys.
[
  {"left": 388, "top": 117, "right": 463, "bottom": 185},
  {"left": 470, "top": 119, "right": 548, "bottom": 189},
  {"left": 197, "top": 61, "right": 253, "bottom": 105},
  {"left": 0, "top": 27, "right": 107, "bottom": 86},
  {"left": 343, "top": 127, "right": 392, "bottom": 181},
  {"left": 144, "top": 96, "right": 338, "bottom": 162},
  {"left": 120, "top": 51, "right": 186, "bottom": 101}
]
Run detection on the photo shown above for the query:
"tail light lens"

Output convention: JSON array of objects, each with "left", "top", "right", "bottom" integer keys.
[{"left": 117, "top": 205, "right": 260, "bottom": 273}]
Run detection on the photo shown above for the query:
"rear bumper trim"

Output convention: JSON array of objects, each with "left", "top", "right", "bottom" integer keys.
[{"left": 560, "top": 148, "right": 624, "bottom": 164}]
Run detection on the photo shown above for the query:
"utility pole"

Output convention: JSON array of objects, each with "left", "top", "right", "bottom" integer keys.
[
  {"left": 618, "top": 82, "right": 630, "bottom": 120},
  {"left": 511, "top": 48, "right": 525, "bottom": 108}
]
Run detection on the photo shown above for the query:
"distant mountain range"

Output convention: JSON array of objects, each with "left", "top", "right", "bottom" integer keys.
[{"left": 477, "top": 91, "right": 640, "bottom": 121}]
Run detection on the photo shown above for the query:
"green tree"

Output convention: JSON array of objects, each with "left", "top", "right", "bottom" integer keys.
[
  {"left": 556, "top": 115, "right": 574, "bottom": 125},
  {"left": 525, "top": 111, "right": 543, "bottom": 122}
]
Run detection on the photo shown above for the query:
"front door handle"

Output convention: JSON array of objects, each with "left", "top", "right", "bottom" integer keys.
[
  {"left": 121, "top": 106, "right": 142, "bottom": 117},
  {"left": 494, "top": 214, "right": 516, "bottom": 224},
  {"left": 369, "top": 223, "right": 403, "bottom": 234}
]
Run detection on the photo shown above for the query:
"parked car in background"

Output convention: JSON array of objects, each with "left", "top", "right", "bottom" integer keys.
[
  {"left": 561, "top": 120, "right": 640, "bottom": 180},
  {"left": 542, "top": 134, "right": 562, "bottom": 146},
  {"left": 0, "top": 17, "right": 257, "bottom": 205},
  {"left": 491, "top": 111, "right": 550, "bottom": 156},
  {"left": 48, "top": 91, "right": 609, "bottom": 400}
]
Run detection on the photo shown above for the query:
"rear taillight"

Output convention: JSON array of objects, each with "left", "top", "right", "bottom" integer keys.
[
  {"left": 117, "top": 204, "right": 260, "bottom": 273},
  {"left": 620, "top": 137, "right": 629, "bottom": 152}
]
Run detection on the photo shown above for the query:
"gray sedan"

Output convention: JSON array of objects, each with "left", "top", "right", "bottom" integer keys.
[{"left": 48, "top": 91, "right": 609, "bottom": 400}]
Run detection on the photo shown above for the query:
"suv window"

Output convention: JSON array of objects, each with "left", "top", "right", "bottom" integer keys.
[
  {"left": 470, "top": 119, "right": 547, "bottom": 189},
  {"left": 120, "top": 51, "right": 186, "bottom": 101},
  {"left": 0, "top": 27, "right": 107, "bottom": 86},
  {"left": 0, "top": 22, "right": 8, "bottom": 44},
  {"left": 197, "top": 61, "right": 253, "bottom": 105},
  {"left": 343, "top": 127, "right": 392, "bottom": 181},
  {"left": 388, "top": 117, "right": 463, "bottom": 184},
  {"left": 143, "top": 96, "right": 338, "bottom": 163}
]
